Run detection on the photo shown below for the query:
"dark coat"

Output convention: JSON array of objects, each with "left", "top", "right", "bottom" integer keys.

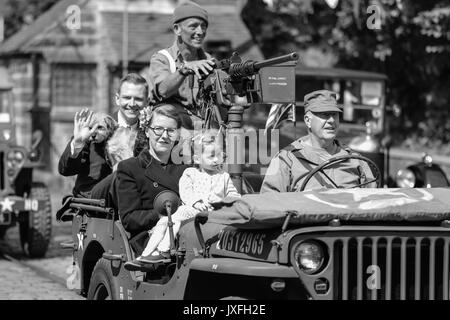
[
  {"left": 90, "top": 172, "right": 119, "bottom": 212},
  {"left": 58, "top": 137, "right": 112, "bottom": 198},
  {"left": 116, "top": 148, "right": 188, "bottom": 254}
]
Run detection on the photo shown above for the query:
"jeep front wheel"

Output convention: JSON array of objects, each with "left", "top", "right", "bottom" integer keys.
[
  {"left": 0, "top": 227, "right": 7, "bottom": 239},
  {"left": 19, "top": 182, "right": 52, "bottom": 258},
  {"left": 87, "top": 258, "right": 118, "bottom": 300}
]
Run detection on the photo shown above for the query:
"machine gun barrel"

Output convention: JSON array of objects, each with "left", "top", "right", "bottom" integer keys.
[
  {"left": 253, "top": 52, "right": 299, "bottom": 70},
  {"left": 228, "top": 52, "right": 299, "bottom": 79}
]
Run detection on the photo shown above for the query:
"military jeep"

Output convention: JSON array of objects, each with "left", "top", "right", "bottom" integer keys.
[
  {"left": 59, "top": 185, "right": 450, "bottom": 300},
  {"left": 0, "top": 66, "right": 52, "bottom": 257}
]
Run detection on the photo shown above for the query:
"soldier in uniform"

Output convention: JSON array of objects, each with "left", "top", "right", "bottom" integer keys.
[
  {"left": 261, "top": 90, "right": 375, "bottom": 192},
  {"left": 147, "top": 1, "right": 215, "bottom": 129}
]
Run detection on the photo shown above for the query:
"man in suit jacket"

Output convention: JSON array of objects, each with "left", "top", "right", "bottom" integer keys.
[
  {"left": 112, "top": 73, "right": 150, "bottom": 157},
  {"left": 58, "top": 110, "right": 118, "bottom": 197},
  {"left": 113, "top": 73, "right": 149, "bottom": 131}
]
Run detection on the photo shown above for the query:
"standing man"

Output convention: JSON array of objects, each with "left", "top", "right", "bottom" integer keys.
[
  {"left": 114, "top": 73, "right": 149, "bottom": 131},
  {"left": 261, "top": 90, "right": 376, "bottom": 192},
  {"left": 147, "top": 1, "right": 215, "bottom": 125}
]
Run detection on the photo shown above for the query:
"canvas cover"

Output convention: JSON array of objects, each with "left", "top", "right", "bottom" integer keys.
[{"left": 207, "top": 188, "right": 450, "bottom": 229}]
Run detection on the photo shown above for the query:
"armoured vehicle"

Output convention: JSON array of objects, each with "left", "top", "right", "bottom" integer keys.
[{"left": 0, "top": 66, "right": 52, "bottom": 257}]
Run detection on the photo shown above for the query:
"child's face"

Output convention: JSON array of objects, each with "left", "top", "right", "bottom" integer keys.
[{"left": 198, "top": 143, "right": 224, "bottom": 173}]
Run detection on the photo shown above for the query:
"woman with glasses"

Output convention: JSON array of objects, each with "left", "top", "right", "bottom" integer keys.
[
  {"left": 130, "top": 130, "right": 240, "bottom": 265},
  {"left": 116, "top": 103, "right": 188, "bottom": 255}
]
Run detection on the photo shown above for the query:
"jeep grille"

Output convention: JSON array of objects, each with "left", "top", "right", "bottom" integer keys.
[{"left": 333, "top": 233, "right": 450, "bottom": 300}]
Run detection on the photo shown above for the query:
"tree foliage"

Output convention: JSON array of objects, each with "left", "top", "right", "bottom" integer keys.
[
  {"left": 242, "top": 0, "right": 450, "bottom": 152},
  {"left": 2, "top": 0, "right": 60, "bottom": 40}
]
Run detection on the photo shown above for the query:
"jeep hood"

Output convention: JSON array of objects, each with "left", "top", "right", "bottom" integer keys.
[{"left": 206, "top": 188, "right": 450, "bottom": 229}]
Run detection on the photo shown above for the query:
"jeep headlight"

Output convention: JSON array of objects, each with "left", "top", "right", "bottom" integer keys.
[
  {"left": 396, "top": 168, "right": 416, "bottom": 188},
  {"left": 293, "top": 241, "right": 325, "bottom": 274}
]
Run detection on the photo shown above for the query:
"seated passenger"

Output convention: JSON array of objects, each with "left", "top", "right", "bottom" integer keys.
[
  {"left": 116, "top": 103, "right": 189, "bottom": 255},
  {"left": 90, "top": 127, "right": 137, "bottom": 211},
  {"left": 129, "top": 130, "right": 241, "bottom": 265},
  {"left": 58, "top": 109, "right": 118, "bottom": 198},
  {"left": 261, "top": 90, "right": 374, "bottom": 192}
]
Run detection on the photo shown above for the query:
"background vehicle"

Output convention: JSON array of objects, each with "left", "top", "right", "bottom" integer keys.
[
  {"left": 0, "top": 66, "right": 52, "bottom": 257},
  {"left": 245, "top": 66, "right": 450, "bottom": 188},
  {"left": 59, "top": 186, "right": 450, "bottom": 300}
]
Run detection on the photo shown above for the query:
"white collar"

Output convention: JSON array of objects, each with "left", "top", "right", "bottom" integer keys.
[{"left": 117, "top": 111, "right": 138, "bottom": 130}]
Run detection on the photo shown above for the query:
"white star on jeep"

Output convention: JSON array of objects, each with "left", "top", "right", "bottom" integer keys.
[{"left": 0, "top": 198, "right": 15, "bottom": 212}]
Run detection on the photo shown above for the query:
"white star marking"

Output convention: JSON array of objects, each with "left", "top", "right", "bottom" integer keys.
[
  {"left": 0, "top": 198, "right": 15, "bottom": 212},
  {"left": 305, "top": 188, "right": 434, "bottom": 210},
  {"left": 322, "top": 188, "right": 433, "bottom": 202}
]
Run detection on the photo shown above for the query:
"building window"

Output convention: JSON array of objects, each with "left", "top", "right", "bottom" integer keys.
[{"left": 52, "top": 64, "right": 96, "bottom": 108}]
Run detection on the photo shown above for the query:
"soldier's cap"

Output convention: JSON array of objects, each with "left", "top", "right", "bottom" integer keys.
[
  {"left": 172, "top": 1, "right": 208, "bottom": 26},
  {"left": 304, "top": 90, "right": 342, "bottom": 113}
]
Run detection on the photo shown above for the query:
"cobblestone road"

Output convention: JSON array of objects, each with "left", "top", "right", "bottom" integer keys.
[
  {"left": 0, "top": 256, "right": 84, "bottom": 300},
  {"left": 0, "top": 213, "right": 85, "bottom": 300}
]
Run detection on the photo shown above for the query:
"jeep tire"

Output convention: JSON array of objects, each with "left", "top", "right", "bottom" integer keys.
[
  {"left": 19, "top": 182, "right": 52, "bottom": 258},
  {"left": 0, "top": 227, "right": 7, "bottom": 239},
  {"left": 87, "top": 258, "right": 118, "bottom": 300}
]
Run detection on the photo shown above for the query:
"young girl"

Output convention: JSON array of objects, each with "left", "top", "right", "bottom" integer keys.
[{"left": 137, "top": 131, "right": 241, "bottom": 264}]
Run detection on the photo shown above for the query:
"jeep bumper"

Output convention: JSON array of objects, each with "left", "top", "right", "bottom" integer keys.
[
  {"left": 185, "top": 257, "right": 307, "bottom": 299},
  {"left": 0, "top": 196, "right": 45, "bottom": 225}
]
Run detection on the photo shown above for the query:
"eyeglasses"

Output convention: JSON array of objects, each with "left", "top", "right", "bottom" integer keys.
[{"left": 149, "top": 126, "right": 178, "bottom": 137}]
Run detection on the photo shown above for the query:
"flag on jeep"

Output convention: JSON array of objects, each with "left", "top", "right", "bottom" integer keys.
[{"left": 264, "top": 103, "right": 296, "bottom": 134}]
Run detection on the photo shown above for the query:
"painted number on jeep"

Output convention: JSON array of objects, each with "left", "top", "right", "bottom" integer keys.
[{"left": 217, "top": 230, "right": 267, "bottom": 256}]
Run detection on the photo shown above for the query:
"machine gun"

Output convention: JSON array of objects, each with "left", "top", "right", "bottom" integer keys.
[
  {"left": 196, "top": 52, "right": 300, "bottom": 193},
  {"left": 198, "top": 52, "right": 299, "bottom": 129}
]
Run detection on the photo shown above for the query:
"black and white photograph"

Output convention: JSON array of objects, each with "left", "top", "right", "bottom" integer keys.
[{"left": 0, "top": 0, "right": 449, "bottom": 308}]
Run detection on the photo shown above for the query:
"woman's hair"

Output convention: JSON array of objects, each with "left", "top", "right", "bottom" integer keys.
[
  {"left": 134, "top": 103, "right": 182, "bottom": 156},
  {"left": 146, "top": 103, "right": 182, "bottom": 129}
]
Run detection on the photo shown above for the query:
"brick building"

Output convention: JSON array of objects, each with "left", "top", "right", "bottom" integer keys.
[{"left": 0, "top": 0, "right": 263, "bottom": 179}]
